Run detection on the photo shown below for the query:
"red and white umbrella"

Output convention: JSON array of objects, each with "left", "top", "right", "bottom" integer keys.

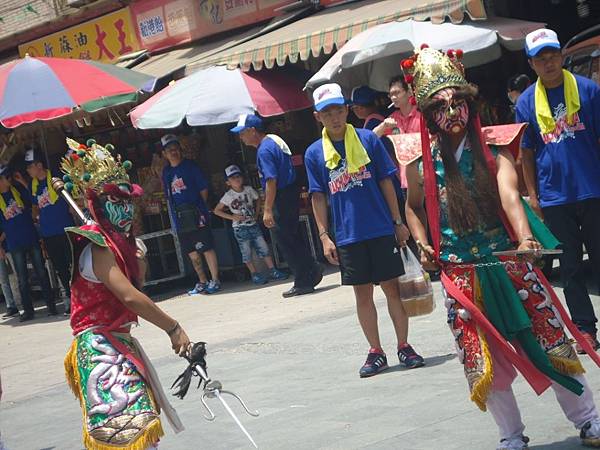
[
  {"left": 0, "top": 55, "right": 155, "bottom": 128},
  {"left": 130, "top": 66, "right": 311, "bottom": 129}
]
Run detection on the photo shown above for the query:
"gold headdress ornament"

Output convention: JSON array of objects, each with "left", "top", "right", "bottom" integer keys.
[
  {"left": 61, "top": 138, "right": 133, "bottom": 199},
  {"left": 400, "top": 45, "right": 468, "bottom": 109}
]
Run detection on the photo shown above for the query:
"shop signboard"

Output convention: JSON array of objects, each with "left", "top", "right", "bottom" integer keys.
[
  {"left": 130, "top": 0, "right": 347, "bottom": 52},
  {"left": 18, "top": 8, "right": 141, "bottom": 63}
]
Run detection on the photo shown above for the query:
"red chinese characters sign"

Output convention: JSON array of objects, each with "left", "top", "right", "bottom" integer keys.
[{"left": 18, "top": 8, "right": 141, "bottom": 62}]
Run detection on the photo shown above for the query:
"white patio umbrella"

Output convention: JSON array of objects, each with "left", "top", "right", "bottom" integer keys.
[{"left": 306, "top": 17, "right": 544, "bottom": 92}]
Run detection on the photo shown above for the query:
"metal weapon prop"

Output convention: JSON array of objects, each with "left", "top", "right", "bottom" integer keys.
[
  {"left": 492, "top": 249, "right": 563, "bottom": 257},
  {"left": 52, "top": 177, "right": 89, "bottom": 223},
  {"left": 171, "top": 342, "right": 260, "bottom": 448}
]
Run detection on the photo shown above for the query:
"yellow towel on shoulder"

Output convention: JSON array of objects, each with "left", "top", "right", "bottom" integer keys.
[
  {"left": 266, "top": 134, "right": 292, "bottom": 155},
  {"left": 0, "top": 186, "right": 24, "bottom": 217},
  {"left": 535, "top": 69, "right": 580, "bottom": 135},
  {"left": 322, "top": 124, "right": 370, "bottom": 173},
  {"left": 31, "top": 170, "right": 59, "bottom": 205}
]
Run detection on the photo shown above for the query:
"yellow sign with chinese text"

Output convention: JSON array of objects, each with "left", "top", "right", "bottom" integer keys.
[{"left": 18, "top": 8, "right": 141, "bottom": 63}]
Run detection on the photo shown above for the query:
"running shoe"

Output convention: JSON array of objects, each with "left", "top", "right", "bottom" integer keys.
[
  {"left": 269, "top": 268, "right": 288, "bottom": 281},
  {"left": 3, "top": 307, "right": 19, "bottom": 318},
  {"left": 359, "top": 351, "right": 388, "bottom": 378},
  {"left": 205, "top": 280, "right": 222, "bottom": 294},
  {"left": 252, "top": 273, "right": 268, "bottom": 285},
  {"left": 188, "top": 282, "right": 207, "bottom": 295},
  {"left": 581, "top": 418, "right": 600, "bottom": 447},
  {"left": 398, "top": 343, "right": 425, "bottom": 369},
  {"left": 497, "top": 435, "right": 530, "bottom": 450}
]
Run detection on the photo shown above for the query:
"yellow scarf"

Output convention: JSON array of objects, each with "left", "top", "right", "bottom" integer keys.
[
  {"left": 535, "top": 69, "right": 580, "bottom": 135},
  {"left": 0, "top": 186, "right": 24, "bottom": 217},
  {"left": 322, "top": 124, "right": 371, "bottom": 173},
  {"left": 32, "top": 170, "right": 59, "bottom": 205}
]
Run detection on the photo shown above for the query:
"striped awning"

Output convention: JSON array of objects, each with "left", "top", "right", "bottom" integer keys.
[{"left": 197, "top": 0, "right": 487, "bottom": 72}]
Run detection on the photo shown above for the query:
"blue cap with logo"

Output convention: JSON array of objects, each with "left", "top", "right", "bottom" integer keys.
[
  {"left": 525, "top": 28, "right": 561, "bottom": 58},
  {"left": 230, "top": 114, "right": 264, "bottom": 133}
]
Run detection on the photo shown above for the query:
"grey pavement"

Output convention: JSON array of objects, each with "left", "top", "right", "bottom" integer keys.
[{"left": 1, "top": 269, "right": 599, "bottom": 450}]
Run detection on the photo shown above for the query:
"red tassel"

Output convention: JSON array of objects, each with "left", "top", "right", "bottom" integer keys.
[
  {"left": 420, "top": 43, "right": 429, "bottom": 49},
  {"left": 409, "top": 96, "right": 416, "bottom": 106},
  {"left": 404, "top": 74, "right": 414, "bottom": 84},
  {"left": 71, "top": 154, "right": 79, "bottom": 161},
  {"left": 455, "top": 49, "right": 464, "bottom": 58},
  {"left": 447, "top": 49, "right": 454, "bottom": 57},
  {"left": 401, "top": 59, "right": 413, "bottom": 69}
]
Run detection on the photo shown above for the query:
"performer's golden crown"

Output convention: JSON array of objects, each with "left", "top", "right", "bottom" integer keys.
[
  {"left": 61, "top": 138, "right": 132, "bottom": 199},
  {"left": 401, "top": 45, "right": 468, "bottom": 108}
]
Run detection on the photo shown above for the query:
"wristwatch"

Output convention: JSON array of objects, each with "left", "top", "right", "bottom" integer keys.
[{"left": 393, "top": 218, "right": 404, "bottom": 226}]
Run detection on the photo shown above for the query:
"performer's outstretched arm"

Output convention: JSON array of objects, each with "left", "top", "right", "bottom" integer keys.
[
  {"left": 405, "top": 161, "right": 437, "bottom": 269},
  {"left": 92, "top": 244, "right": 191, "bottom": 355},
  {"left": 496, "top": 149, "right": 542, "bottom": 253}
]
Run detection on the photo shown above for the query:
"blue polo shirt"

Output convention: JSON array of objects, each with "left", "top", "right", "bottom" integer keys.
[
  {"left": 162, "top": 159, "right": 209, "bottom": 230},
  {"left": 256, "top": 136, "right": 296, "bottom": 190},
  {"left": 0, "top": 185, "right": 39, "bottom": 252},
  {"left": 31, "top": 176, "right": 74, "bottom": 238},
  {"left": 515, "top": 74, "right": 600, "bottom": 207},
  {"left": 304, "top": 128, "right": 396, "bottom": 246}
]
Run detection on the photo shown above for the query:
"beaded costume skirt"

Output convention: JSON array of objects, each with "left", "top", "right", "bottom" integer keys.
[{"left": 64, "top": 330, "right": 163, "bottom": 450}]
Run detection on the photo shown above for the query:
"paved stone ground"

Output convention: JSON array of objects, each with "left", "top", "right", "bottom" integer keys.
[{"left": 1, "top": 268, "right": 599, "bottom": 450}]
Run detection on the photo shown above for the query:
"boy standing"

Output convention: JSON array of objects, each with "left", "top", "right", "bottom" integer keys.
[
  {"left": 305, "top": 83, "right": 424, "bottom": 377},
  {"left": 214, "top": 165, "right": 288, "bottom": 284}
]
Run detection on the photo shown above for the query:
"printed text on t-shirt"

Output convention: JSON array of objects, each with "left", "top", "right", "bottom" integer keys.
[
  {"left": 541, "top": 103, "right": 586, "bottom": 144},
  {"left": 3, "top": 199, "right": 23, "bottom": 220},
  {"left": 170, "top": 175, "right": 187, "bottom": 194},
  {"left": 328, "top": 160, "right": 372, "bottom": 194}
]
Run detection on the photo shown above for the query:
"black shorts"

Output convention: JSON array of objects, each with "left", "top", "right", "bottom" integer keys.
[
  {"left": 177, "top": 227, "right": 214, "bottom": 254},
  {"left": 337, "top": 234, "right": 404, "bottom": 285}
]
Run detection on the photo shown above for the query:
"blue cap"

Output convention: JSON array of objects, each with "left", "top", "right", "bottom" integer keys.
[
  {"left": 230, "top": 114, "right": 264, "bottom": 133},
  {"left": 350, "top": 86, "right": 377, "bottom": 106},
  {"left": 0, "top": 166, "right": 9, "bottom": 177}
]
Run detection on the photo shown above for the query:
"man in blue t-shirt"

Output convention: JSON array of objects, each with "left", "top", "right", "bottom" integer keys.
[
  {"left": 0, "top": 165, "right": 56, "bottom": 321},
  {"left": 230, "top": 114, "right": 322, "bottom": 298},
  {"left": 25, "top": 149, "right": 74, "bottom": 315},
  {"left": 516, "top": 28, "right": 600, "bottom": 352},
  {"left": 161, "top": 134, "right": 221, "bottom": 295},
  {"left": 305, "top": 83, "right": 424, "bottom": 377}
]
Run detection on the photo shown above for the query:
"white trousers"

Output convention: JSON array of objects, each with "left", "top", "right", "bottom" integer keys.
[{"left": 487, "top": 374, "right": 598, "bottom": 441}]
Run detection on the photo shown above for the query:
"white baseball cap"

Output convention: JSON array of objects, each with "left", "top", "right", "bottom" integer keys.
[
  {"left": 313, "top": 83, "right": 346, "bottom": 112},
  {"left": 24, "top": 148, "right": 36, "bottom": 164},
  {"left": 224, "top": 164, "right": 242, "bottom": 178},
  {"left": 161, "top": 134, "right": 179, "bottom": 148},
  {"left": 525, "top": 28, "right": 561, "bottom": 58}
]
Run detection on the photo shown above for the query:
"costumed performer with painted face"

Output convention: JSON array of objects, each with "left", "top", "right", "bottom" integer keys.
[
  {"left": 403, "top": 46, "right": 600, "bottom": 449},
  {"left": 62, "top": 138, "right": 189, "bottom": 450}
]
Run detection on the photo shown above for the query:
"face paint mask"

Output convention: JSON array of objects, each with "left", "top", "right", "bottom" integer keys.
[
  {"left": 103, "top": 196, "right": 134, "bottom": 233},
  {"left": 432, "top": 88, "right": 469, "bottom": 134}
]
